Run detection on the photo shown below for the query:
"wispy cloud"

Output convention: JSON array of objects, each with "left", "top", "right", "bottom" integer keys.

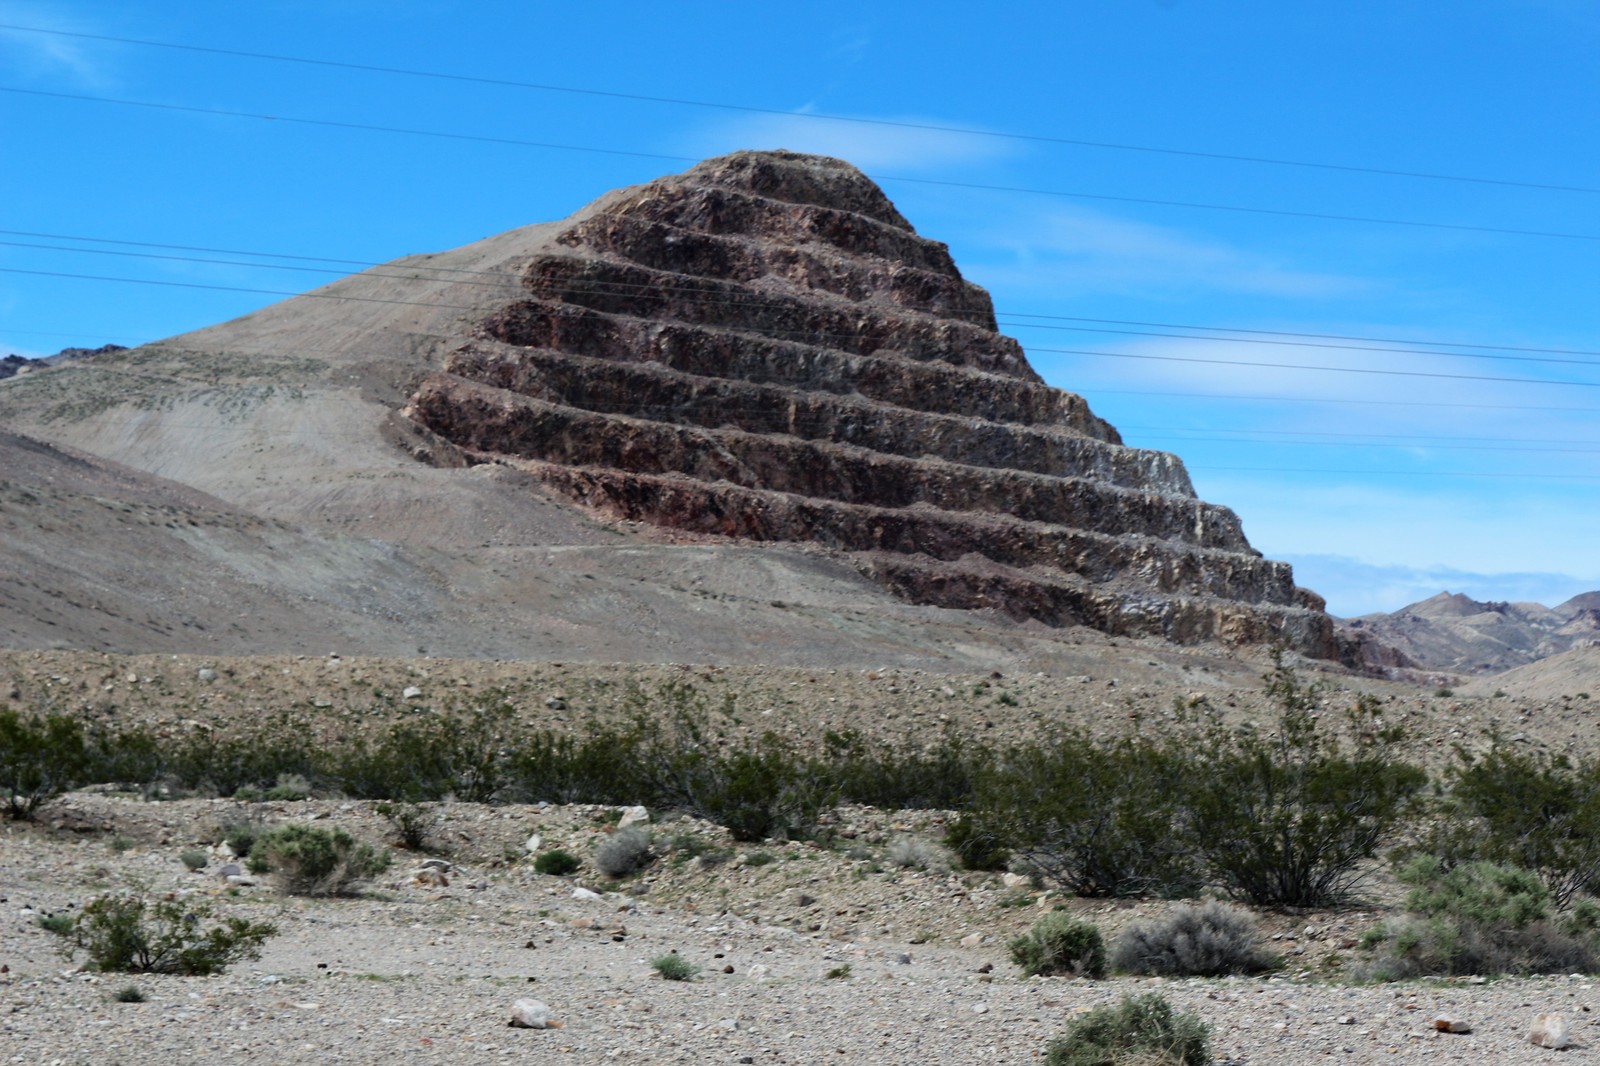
[
  {"left": 0, "top": 3, "right": 116, "bottom": 87},
  {"left": 676, "top": 111, "right": 1017, "bottom": 173},
  {"left": 966, "top": 205, "right": 1374, "bottom": 302}
]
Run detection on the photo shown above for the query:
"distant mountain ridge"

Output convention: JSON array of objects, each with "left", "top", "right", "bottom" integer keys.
[{"left": 1343, "top": 590, "right": 1600, "bottom": 673}]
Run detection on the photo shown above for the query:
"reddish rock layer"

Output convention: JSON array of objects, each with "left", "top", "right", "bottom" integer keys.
[{"left": 403, "top": 150, "right": 1342, "bottom": 658}]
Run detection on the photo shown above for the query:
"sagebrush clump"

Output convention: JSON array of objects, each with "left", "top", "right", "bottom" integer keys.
[
  {"left": 595, "top": 826, "right": 654, "bottom": 878},
  {"left": 1112, "top": 901, "right": 1274, "bottom": 977},
  {"left": 1009, "top": 913, "right": 1107, "bottom": 978},
  {"left": 1046, "top": 992, "right": 1210, "bottom": 1066},
  {"left": 534, "top": 848, "right": 581, "bottom": 876},
  {"left": 253, "top": 823, "right": 390, "bottom": 896}
]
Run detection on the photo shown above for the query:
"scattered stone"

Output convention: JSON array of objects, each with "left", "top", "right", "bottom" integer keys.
[
  {"left": 545, "top": 696, "right": 566, "bottom": 710},
  {"left": 616, "top": 805, "right": 650, "bottom": 830},
  {"left": 419, "top": 858, "right": 451, "bottom": 873},
  {"left": 960, "top": 933, "right": 983, "bottom": 948},
  {"left": 524, "top": 834, "right": 542, "bottom": 853},
  {"left": 402, "top": 686, "right": 423, "bottom": 700},
  {"left": 1433, "top": 1013, "right": 1471, "bottom": 1034},
  {"left": 1337, "top": 1015, "right": 1357, "bottom": 1025},
  {"left": 747, "top": 964, "right": 768, "bottom": 982},
  {"left": 572, "top": 887, "right": 601, "bottom": 901},
  {"left": 508, "top": 999, "right": 557, "bottom": 1029},
  {"left": 976, "top": 962, "right": 993, "bottom": 974},
  {"left": 1001, "top": 873, "right": 1030, "bottom": 889},
  {"left": 895, "top": 953, "right": 912, "bottom": 965},
  {"left": 1528, "top": 1013, "right": 1570, "bottom": 1049},
  {"left": 196, "top": 668, "right": 217, "bottom": 683},
  {"left": 412, "top": 866, "right": 448, "bottom": 888}
]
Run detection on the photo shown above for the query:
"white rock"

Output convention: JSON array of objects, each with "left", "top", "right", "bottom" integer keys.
[
  {"left": 617, "top": 805, "right": 650, "bottom": 829},
  {"left": 524, "top": 834, "right": 542, "bottom": 853},
  {"left": 402, "top": 686, "right": 423, "bottom": 700},
  {"left": 196, "top": 668, "right": 217, "bottom": 683},
  {"left": 747, "top": 964, "right": 769, "bottom": 982},
  {"left": 572, "top": 887, "right": 602, "bottom": 901},
  {"left": 1433, "top": 1013, "right": 1471, "bottom": 1034},
  {"left": 1528, "top": 1012, "right": 1570, "bottom": 1049},
  {"left": 1001, "top": 873, "right": 1030, "bottom": 889},
  {"left": 508, "top": 999, "right": 553, "bottom": 1029},
  {"left": 960, "top": 933, "right": 984, "bottom": 948}
]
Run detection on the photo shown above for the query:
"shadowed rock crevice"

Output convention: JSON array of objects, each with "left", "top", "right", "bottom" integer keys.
[{"left": 402, "top": 150, "right": 1339, "bottom": 657}]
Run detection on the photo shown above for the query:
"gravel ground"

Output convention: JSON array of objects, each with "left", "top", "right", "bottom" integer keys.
[{"left": 2, "top": 795, "right": 1593, "bottom": 1065}]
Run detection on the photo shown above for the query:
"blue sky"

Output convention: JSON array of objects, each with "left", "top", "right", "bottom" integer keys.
[{"left": 2, "top": 1, "right": 1596, "bottom": 616}]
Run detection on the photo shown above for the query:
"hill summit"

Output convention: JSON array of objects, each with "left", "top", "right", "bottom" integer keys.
[{"left": 403, "top": 151, "right": 1339, "bottom": 656}]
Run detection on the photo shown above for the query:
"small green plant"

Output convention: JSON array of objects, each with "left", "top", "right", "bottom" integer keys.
[
  {"left": 825, "top": 963, "right": 852, "bottom": 979},
  {"left": 37, "top": 912, "right": 75, "bottom": 935},
  {"left": 650, "top": 953, "right": 699, "bottom": 981},
  {"left": 263, "top": 773, "right": 311, "bottom": 802},
  {"left": 373, "top": 801, "right": 436, "bottom": 851},
  {"left": 1434, "top": 688, "right": 1454, "bottom": 698},
  {"left": 50, "top": 890, "right": 276, "bottom": 975},
  {"left": 1009, "top": 913, "right": 1107, "bottom": 978},
  {"left": 220, "top": 817, "right": 264, "bottom": 859},
  {"left": 595, "top": 826, "right": 653, "bottom": 878},
  {"left": 253, "top": 823, "right": 390, "bottom": 896},
  {"left": 1045, "top": 992, "right": 1210, "bottom": 1066},
  {"left": 1111, "top": 901, "right": 1274, "bottom": 977},
  {"left": 113, "top": 985, "right": 146, "bottom": 1003},
  {"left": 744, "top": 850, "right": 776, "bottom": 867},
  {"left": 107, "top": 834, "right": 133, "bottom": 854},
  {"left": 886, "top": 836, "right": 944, "bottom": 871},
  {"left": 533, "top": 848, "right": 581, "bottom": 876},
  {"left": 179, "top": 848, "right": 208, "bottom": 872}
]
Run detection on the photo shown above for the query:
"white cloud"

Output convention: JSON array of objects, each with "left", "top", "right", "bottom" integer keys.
[
  {"left": 966, "top": 206, "right": 1374, "bottom": 302},
  {"left": 676, "top": 111, "right": 1017, "bottom": 173},
  {"left": 0, "top": 3, "right": 117, "bottom": 88}
]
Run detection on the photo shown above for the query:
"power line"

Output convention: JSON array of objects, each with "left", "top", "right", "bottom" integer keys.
[
  {"left": 9, "top": 85, "right": 1600, "bottom": 245},
  {"left": 3, "top": 21, "right": 1595, "bottom": 196},
  {"left": 7, "top": 263, "right": 1600, "bottom": 390},
  {"left": 11, "top": 239, "right": 1600, "bottom": 371},
  {"left": 11, "top": 225, "right": 1598, "bottom": 363}
]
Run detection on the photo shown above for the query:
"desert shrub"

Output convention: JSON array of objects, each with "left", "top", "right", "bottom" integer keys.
[
  {"left": 649, "top": 953, "right": 699, "bottom": 981},
  {"left": 373, "top": 801, "right": 436, "bottom": 851},
  {"left": 1009, "top": 913, "right": 1107, "bottom": 978},
  {"left": 534, "top": 848, "right": 581, "bottom": 876},
  {"left": 52, "top": 890, "right": 275, "bottom": 975},
  {"left": 822, "top": 724, "right": 987, "bottom": 810},
  {"left": 595, "top": 826, "right": 654, "bottom": 878},
  {"left": 885, "top": 835, "right": 945, "bottom": 871},
  {"left": 944, "top": 812, "right": 1011, "bottom": 872},
  {"left": 162, "top": 717, "right": 317, "bottom": 798},
  {"left": 1045, "top": 992, "right": 1210, "bottom": 1066},
  {"left": 963, "top": 730, "right": 1200, "bottom": 898},
  {"left": 335, "top": 701, "right": 513, "bottom": 803},
  {"left": 1111, "top": 901, "right": 1274, "bottom": 977},
  {"left": 263, "top": 773, "right": 311, "bottom": 802},
  {"left": 1432, "top": 740, "right": 1600, "bottom": 907},
  {"left": 179, "top": 847, "right": 209, "bottom": 872},
  {"left": 112, "top": 985, "right": 146, "bottom": 1003},
  {"left": 221, "top": 817, "right": 264, "bottom": 859},
  {"left": 0, "top": 709, "right": 89, "bottom": 819},
  {"left": 1173, "top": 655, "right": 1426, "bottom": 907},
  {"left": 253, "top": 823, "right": 390, "bottom": 896},
  {"left": 1359, "top": 857, "right": 1598, "bottom": 978}
]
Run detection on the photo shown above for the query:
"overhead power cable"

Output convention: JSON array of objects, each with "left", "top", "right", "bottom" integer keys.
[
  {"left": 7, "top": 237, "right": 1600, "bottom": 371},
  {"left": 3, "top": 21, "right": 1595, "bottom": 196},
  {"left": 7, "top": 86, "right": 1600, "bottom": 244},
  {"left": 7, "top": 264, "right": 1600, "bottom": 390}
]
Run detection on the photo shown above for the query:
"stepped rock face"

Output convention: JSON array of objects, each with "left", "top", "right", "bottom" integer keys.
[{"left": 403, "top": 151, "right": 1341, "bottom": 657}]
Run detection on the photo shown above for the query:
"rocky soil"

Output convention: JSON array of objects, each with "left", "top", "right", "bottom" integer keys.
[{"left": 3, "top": 790, "right": 1595, "bottom": 1065}]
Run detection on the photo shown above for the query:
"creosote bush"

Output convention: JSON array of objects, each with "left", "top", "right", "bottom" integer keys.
[
  {"left": 595, "top": 826, "right": 653, "bottom": 878},
  {"left": 1046, "top": 992, "right": 1210, "bottom": 1066},
  {"left": 253, "top": 823, "right": 390, "bottom": 896},
  {"left": 1010, "top": 913, "right": 1107, "bottom": 978},
  {"left": 0, "top": 710, "right": 89, "bottom": 819},
  {"left": 1111, "top": 901, "right": 1274, "bottom": 977},
  {"left": 52, "top": 890, "right": 276, "bottom": 975}
]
